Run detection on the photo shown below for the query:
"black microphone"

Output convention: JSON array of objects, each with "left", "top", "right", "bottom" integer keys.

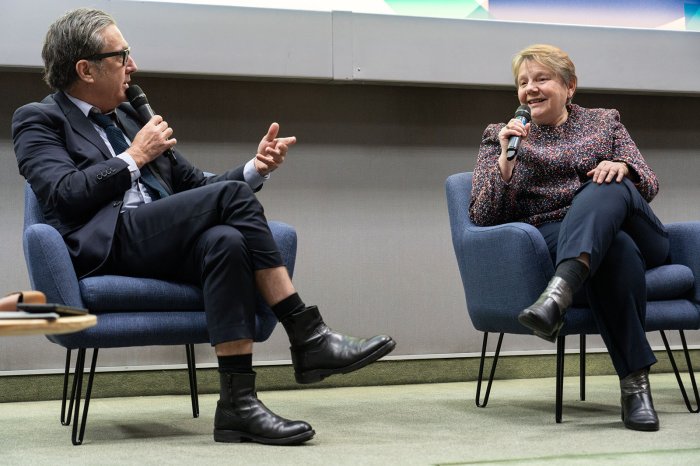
[
  {"left": 125, "top": 84, "right": 177, "bottom": 164},
  {"left": 506, "top": 104, "right": 531, "bottom": 161}
]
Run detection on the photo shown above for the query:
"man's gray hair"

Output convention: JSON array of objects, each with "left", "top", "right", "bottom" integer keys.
[{"left": 42, "top": 8, "right": 115, "bottom": 91}]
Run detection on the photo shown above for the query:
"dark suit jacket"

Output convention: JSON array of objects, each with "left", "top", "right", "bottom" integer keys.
[{"left": 13, "top": 91, "right": 249, "bottom": 278}]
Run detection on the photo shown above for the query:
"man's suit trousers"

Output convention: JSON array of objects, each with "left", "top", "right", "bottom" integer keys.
[
  {"left": 537, "top": 179, "right": 669, "bottom": 379},
  {"left": 101, "top": 181, "right": 284, "bottom": 345}
]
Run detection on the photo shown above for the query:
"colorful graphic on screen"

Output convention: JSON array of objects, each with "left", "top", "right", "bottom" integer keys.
[
  {"left": 384, "top": 0, "right": 490, "bottom": 20},
  {"left": 134, "top": 0, "right": 700, "bottom": 31},
  {"left": 385, "top": 0, "right": 699, "bottom": 30}
]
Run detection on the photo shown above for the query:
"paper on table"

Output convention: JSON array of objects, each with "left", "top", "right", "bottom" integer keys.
[{"left": 0, "top": 311, "right": 59, "bottom": 320}]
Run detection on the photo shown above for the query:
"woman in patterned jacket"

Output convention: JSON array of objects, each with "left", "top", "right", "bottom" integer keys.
[{"left": 469, "top": 44, "right": 668, "bottom": 432}]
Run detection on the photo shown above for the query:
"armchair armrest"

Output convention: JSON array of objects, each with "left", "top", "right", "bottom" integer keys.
[
  {"left": 458, "top": 223, "right": 554, "bottom": 327},
  {"left": 446, "top": 172, "right": 554, "bottom": 332},
  {"left": 268, "top": 221, "right": 297, "bottom": 278},
  {"left": 23, "top": 223, "right": 84, "bottom": 308},
  {"left": 255, "top": 220, "right": 297, "bottom": 339},
  {"left": 666, "top": 221, "right": 700, "bottom": 304}
]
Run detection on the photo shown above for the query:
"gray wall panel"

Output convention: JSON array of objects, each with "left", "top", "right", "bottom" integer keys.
[
  {"left": 0, "top": 0, "right": 333, "bottom": 80},
  {"left": 347, "top": 13, "right": 700, "bottom": 93},
  {"left": 111, "top": 2, "right": 333, "bottom": 79}
]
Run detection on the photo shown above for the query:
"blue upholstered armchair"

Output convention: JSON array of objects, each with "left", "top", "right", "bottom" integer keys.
[
  {"left": 23, "top": 183, "right": 298, "bottom": 444},
  {"left": 446, "top": 172, "right": 700, "bottom": 421}
]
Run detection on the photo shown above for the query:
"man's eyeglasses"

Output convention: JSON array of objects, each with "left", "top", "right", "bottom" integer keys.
[{"left": 82, "top": 47, "right": 131, "bottom": 66}]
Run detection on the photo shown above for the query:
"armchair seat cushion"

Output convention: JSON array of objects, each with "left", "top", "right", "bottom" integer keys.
[
  {"left": 646, "top": 264, "right": 694, "bottom": 301},
  {"left": 645, "top": 300, "right": 700, "bottom": 332},
  {"left": 46, "top": 311, "right": 211, "bottom": 349},
  {"left": 79, "top": 276, "right": 203, "bottom": 311},
  {"left": 77, "top": 275, "right": 279, "bottom": 345}
]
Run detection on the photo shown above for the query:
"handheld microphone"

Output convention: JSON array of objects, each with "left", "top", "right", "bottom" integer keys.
[
  {"left": 125, "top": 84, "right": 177, "bottom": 164},
  {"left": 506, "top": 104, "right": 531, "bottom": 161}
]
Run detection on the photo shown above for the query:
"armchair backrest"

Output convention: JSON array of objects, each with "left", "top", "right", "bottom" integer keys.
[
  {"left": 24, "top": 183, "right": 45, "bottom": 228},
  {"left": 23, "top": 183, "right": 84, "bottom": 307},
  {"left": 445, "top": 172, "right": 476, "bottom": 238}
]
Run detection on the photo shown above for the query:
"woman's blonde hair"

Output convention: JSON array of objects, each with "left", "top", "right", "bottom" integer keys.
[{"left": 512, "top": 44, "right": 577, "bottom": 90}]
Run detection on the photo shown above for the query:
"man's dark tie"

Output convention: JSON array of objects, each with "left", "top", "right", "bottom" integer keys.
[{"left": 89, "top": 111, "right": 170, "bottom": 199}]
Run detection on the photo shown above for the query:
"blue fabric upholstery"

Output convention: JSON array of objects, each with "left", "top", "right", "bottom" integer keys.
[
  {"left": 446, "top": 172, "right": 700, "bottom": 337},
  {"left": 23, "top": 183, "right": 297, "bottom": 350},
  {"left": 646, "top": 265, "right": 694, "bottom": 301}
]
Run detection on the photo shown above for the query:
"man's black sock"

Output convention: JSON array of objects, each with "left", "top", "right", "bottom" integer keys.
[
  {"left": 217, "top": 353, "right": 253, "bottom": 373},
  {"left": 554, "top": 259, "right": 589, "bottom": 293},
  {"left": 271, "top": 292, "right": 306, "bottom": 321}
]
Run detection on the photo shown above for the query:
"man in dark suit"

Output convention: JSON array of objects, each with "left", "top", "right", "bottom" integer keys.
[{"left": 13, "top": 8, "right": 395, "bottom": 446}]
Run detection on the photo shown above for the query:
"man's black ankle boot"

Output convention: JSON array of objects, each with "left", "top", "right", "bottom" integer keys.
[
  {"left": 214, "top": 371, "right": 315, "bottom": 445},
  {"left": 281, "top": 305, "right": 396, "bottom": 384}
]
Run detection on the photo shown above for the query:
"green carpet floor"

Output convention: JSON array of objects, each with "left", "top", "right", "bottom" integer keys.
[{"left": 1, "top": 373, "right": 699, "bottom": 465}]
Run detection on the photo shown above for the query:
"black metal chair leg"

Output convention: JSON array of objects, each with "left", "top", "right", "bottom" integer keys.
[
  {"left": 63, "top": 349, "right": 83, "bottom": 427},
  {"left": 580, "top": 334, "right": 586, "bottom": 401},
  {"left": 660, "top": 330, "right": 700, "bottom": 413},
  {"left": 60, "top": 349, "right": 73, "bottom": 425},
  {"left": 66, "top": 348, "right": 99, "bottom": 446},
  {"left": 185, "top": 344, "right": 199, "bottom": 418},
  {"left": 555, "top": 335, "right": 566, "bottom": 423},
  {"left": 74, "top": 348, "right": 99, "bottom": 445},
  {"left": 70, "top": 348, "right": 86, "bottom": 444},
  {"left": 62, "top": 344, "right": 202, "bottom": 444},
  {"left": 475, "top": 332, "right": 504, "bottom": 408}
]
